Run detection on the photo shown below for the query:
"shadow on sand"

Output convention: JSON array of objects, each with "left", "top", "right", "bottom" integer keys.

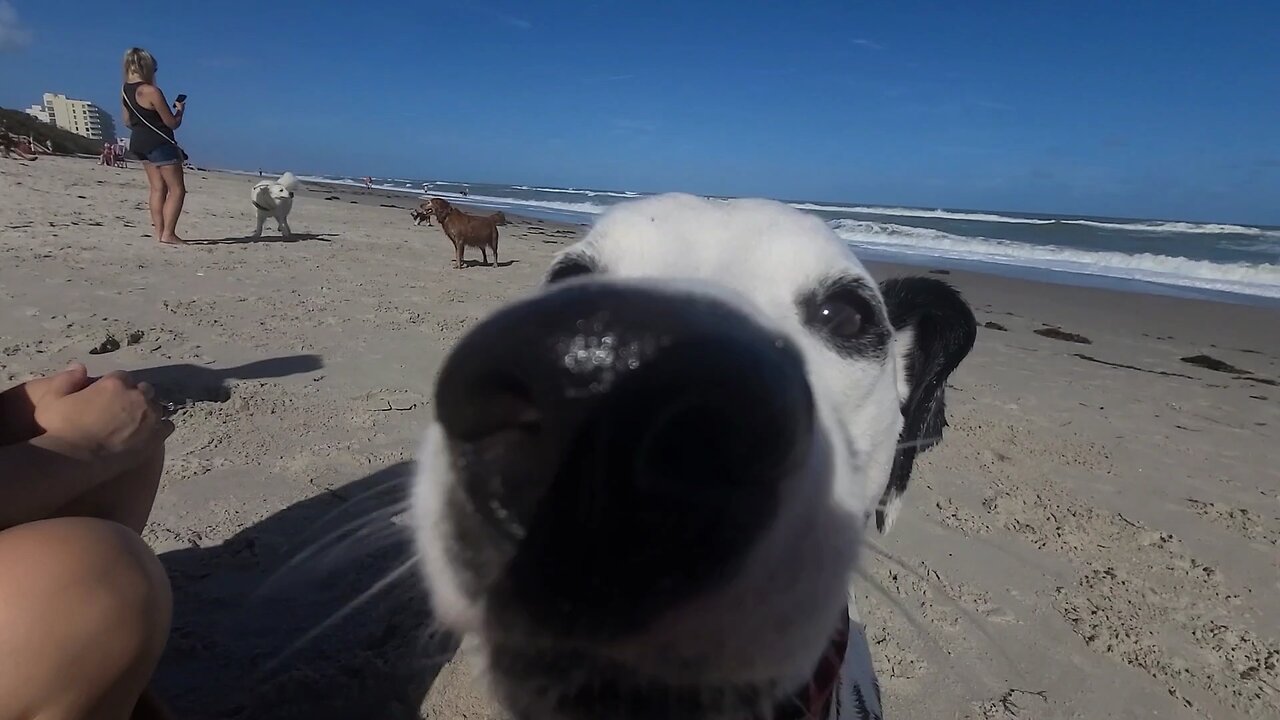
[
  {"left": 188, "top": 233, "right": 337, "bottom": 245},
  {"left": 154, "top": 461, "right": 452, "bottom": 719},
  {"left": 458, "top": 259, "right": 518, "bottom": 269},
  {"left": 131, "top": 354, "right": 325, "bottom": 409}
]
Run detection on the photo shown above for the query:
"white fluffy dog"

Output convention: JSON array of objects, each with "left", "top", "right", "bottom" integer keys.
[
  {"left": 412, "top": 194, "right": 977, "bottom": 719},
  {"left": 250, "top": 172, "right": 299, "bottom": 238}
]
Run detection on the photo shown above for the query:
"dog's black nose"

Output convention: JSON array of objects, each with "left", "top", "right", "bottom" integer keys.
[{"left": 435, "top": 281, "right": 814, "bottom": 637}]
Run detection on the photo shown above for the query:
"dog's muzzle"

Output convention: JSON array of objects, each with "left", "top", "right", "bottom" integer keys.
[{"left": 435, "top": 281, "right": 815, "bottom": 639}]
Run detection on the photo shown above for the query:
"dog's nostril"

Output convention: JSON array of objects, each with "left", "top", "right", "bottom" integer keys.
[
  {"left": 634, "top": 399, "right": 737, "bottom": 492},
  {"left": 622, "top": 344, "right": 811, "bottom": 500}
]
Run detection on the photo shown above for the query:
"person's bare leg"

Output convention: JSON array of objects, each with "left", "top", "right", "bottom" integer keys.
[
  {"left": 0, "top": 517, "right": 171, "bottom": 720},
  {"left": 143, "top": 163, "right": 166, "bottom": 240},
  {"left": 52, "top": 445, "right": 164, "bottom": 535},
  {"left": 158, "top": 164, "right": 186, "bottom": 244}
]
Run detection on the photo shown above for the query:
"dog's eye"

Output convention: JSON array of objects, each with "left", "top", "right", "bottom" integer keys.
[
  {"left": 802, "top": 284, "right": 878, "bottom": 344},
  {"left": 546, "top": 258, "right": 595, "bottom": 284}
]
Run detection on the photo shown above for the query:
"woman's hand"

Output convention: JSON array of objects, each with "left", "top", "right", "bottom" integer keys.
[
  {"left": 173, "top": 98, "right": 185, "bottom": 115},
  {"left": 30, "top": 368, "right": 173, "bottom": 466},
  {"left": 0, "top": 363, "right": 93, "bottom": 444}
]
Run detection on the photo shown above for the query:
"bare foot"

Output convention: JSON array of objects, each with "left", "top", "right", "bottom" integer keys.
[{"left": 159, "top": 235, "right": 187, "bottom": 245}]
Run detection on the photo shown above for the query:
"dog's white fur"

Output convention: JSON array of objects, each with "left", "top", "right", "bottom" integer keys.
[
  {"left": 413, "top": 194, "right": 918, "bottom": 715},
  {"left": 251, "top": 172, "right": 299, "bottom": 238}
]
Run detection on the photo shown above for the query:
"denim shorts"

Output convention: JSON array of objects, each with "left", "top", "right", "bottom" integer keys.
[{"left": 143, "top": 143, "right": 183, "bottom": 167}]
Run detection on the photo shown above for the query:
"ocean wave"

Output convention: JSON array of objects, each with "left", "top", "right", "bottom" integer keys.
[
  {"left": 830, "top": 220, "right": 1280, "bottom": 298},
  {"left": 295, "top": 175, "right": 613, "bottom": 215},
  {"left": 791, "top": 203, "right": 1056, "bottom": 224},
  {"left": 513, "top": 185, "right": 641, "bottom": 198},
  {"left": 1062, "top": 219, "right": 1278, "bottom": 236},
  {"left": 798, "top": 203, "right": 1277, "bottom": 237},
  {"left": 483, "top": 197, "right": 609, "bottom": 214}
]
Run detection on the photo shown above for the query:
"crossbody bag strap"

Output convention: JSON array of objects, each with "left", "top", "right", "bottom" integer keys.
[{"left": 121, "top": 85, "right": 179, "bottom": 147}]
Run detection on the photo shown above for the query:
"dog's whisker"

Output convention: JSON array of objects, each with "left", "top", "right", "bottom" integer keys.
[
  {"left": 862, "top": 539, "right": 1025, "bottom": 684},
  {"left": 271, "top": 484, "right": 408, "bottom": 563},
  {"left": 895, "top": 435, "right": 943, "bottom": 451},
  {"left": 280, "top": 497, "right": 406, "bottom": 555},
  {"left": 293, "top": 494, "right": 409, "bottom": 551},
  {"left": 913, "top": 513, "right": 1043, "bottom": 569},
  {"left": 263, "top": 521, "right": 408, "bottom": 594},
  {"left": 258, "top": 555, "right": 420, "bottom": 675},
  {"left": 855, "top": 564, "right": 1011, "bottom": 703},
  {"left": 306, "top": 473, "right": 410, "bottom": 532},
  {"left": 255, "top": 502, "right": 410, "bottom": 597},
  {"left": 853, "top": 564, "right": 948, "bottom": 658},
  {"left": 772, "top": 692, "right": 810, "bottom": 720}
]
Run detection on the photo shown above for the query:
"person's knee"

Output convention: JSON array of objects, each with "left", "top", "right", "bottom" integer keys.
[
  {"left": 163, "top": 171, "right": 186, "bottom": 195},
  {"left": 0, "top": 517, "right": 171, "bottom": 673}
]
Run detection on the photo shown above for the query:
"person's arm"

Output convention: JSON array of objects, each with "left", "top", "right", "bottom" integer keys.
[
  {"left": 139, "top": 84, "right": 182, "bottom": 130},
  {"left": 0, "top": 435, "right": 115, "bottom": 529},
  {"left": 0, "top": 366, "right": 172, "bottom": 528}
]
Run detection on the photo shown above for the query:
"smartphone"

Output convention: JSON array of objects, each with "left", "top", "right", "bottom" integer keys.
[{"left": 173, "top": 94, "right": 187, "bottom": 104}]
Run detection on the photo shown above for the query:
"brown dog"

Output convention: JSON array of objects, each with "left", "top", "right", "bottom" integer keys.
[
  {"left": 417, "top": 202, "right": 504, "bottom": 227},
  {"left": 425, "top": 197, "right": 501, "bottom": 269}
]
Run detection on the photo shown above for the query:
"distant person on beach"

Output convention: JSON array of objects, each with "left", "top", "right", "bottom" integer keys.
[
  {"left": 0, "top": 125, "right": 39, "bottom": 161},
  {"left": 0, "top": 362, "right": 174, "bottom": 718},
  {"left": 121, "top": 47, "right": 188, "bottom": 245}
]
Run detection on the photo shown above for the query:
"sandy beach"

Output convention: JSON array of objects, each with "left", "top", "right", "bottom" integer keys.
[{"left": 1, "top": 156, "right": 1276, "bottom": 719}]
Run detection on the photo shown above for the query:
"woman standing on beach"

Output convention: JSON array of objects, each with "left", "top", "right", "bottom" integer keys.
[{"left": 121, "top": 47, "right": 187, "bottom": 245}]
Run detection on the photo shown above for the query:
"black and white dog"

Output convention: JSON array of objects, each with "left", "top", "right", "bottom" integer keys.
[
  {"left": 413, "top": 194, "right": 976, "bottom": 719},
  {"left": 251, "top": 172, "right": 299, "bottom": 238}
]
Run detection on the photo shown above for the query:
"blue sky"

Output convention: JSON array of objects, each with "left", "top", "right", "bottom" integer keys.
[{"left": 1, "top": 0, "right": 1277, "bottom": 224}]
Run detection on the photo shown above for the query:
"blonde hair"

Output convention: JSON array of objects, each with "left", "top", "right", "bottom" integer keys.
[{"left": 123, "top": 47, "right": 157, "bottom": 83}]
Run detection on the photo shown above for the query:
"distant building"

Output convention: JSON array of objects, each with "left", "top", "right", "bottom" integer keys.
[
  {"left": 24, "top": 104, "right": 52, "bottom": 124},
  {"left": 24, "top": 93, "right": 116, "bottom": 142}
]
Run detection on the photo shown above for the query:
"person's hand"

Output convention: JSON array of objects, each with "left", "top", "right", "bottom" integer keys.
[
  {"left": 0, "top": 363, "right": 93, "bottom": 444},
  {"left": 32, "top": 369, "right": 173, "bottom": 464},
  {"left": 173, "top": 99, "right": 185, "bottom": 114}
]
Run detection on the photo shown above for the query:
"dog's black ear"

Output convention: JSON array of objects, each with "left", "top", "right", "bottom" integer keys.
[{"left": 875, "top": 277, "right": 977, "bottom": 533}]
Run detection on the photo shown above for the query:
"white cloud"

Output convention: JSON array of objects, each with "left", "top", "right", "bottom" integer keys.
[
  {"left": 852, "top": 38, "right": 883, "bottom": 50},
  {"left": 0, "top": 1, "right": 32, "bottom": 52}
]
